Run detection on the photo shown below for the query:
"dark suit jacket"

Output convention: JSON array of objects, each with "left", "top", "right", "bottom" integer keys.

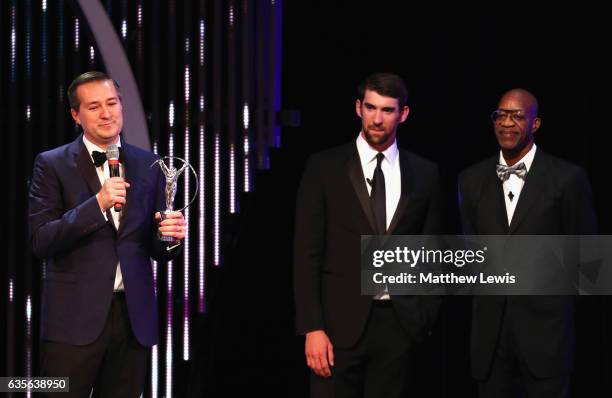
[
  {"left": 458, "top": 149, "right": 597, "bottom": 379},
  {"left": 294, "top": 142, "right": 443, "bottom": 348},
  {"left": 29, "top": 135, "right": 179, "bottom": 347}
]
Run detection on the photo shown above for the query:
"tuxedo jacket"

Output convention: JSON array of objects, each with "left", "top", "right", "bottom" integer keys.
[
  {"left": 29, "top": 135, "right": 179, "bottom": 347},
  {"left": 458, "top": 149, "right": 597, "bottom": 379},
  {"left": 294, "top": 142, "right": 443, "bottom": 348}
]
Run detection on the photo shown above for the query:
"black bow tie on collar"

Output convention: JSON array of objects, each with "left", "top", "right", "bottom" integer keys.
[{"left": 91, "top": 147, "right": 123, "bottom": 167}]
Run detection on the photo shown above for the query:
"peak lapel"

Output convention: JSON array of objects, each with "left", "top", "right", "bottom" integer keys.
[
  {"left": 75, "top": 139, "right": 102, "bottom": 198},
  {"left": 116, "top": 142, "right": 133, "bottom": 236},
  {"left": 480, "top": 160, "right": 509, "bottom": 234},
  {"left": 346, "top": 145, "right": 377, "bottom": 234},
  {"left": 74, "top": 138, "right": 117, "bottom": 232},
  {"left": 508, "top": 151, "right": 545, "bottom": 233},
  {"left": 386, "top": 150, "right": 410, "bottom": 235}
]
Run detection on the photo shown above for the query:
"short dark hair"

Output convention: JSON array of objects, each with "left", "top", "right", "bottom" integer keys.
[
  {"left": 357, "top": 73, "right": 408, "bottom": 108},
  {"left": 67, "top": 71, "right": 121, "bottom": 111}
]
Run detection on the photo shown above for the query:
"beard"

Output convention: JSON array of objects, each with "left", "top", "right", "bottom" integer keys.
[{"left": 363, "top": 126, "right": 392, "bottom": 146}]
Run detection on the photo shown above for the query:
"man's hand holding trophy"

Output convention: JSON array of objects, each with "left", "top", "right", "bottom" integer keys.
[{"left": 152, "top": 156, "right": 198, "bottom": 251}]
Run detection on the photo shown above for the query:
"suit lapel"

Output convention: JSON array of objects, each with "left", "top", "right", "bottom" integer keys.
[
  {"left": 508, "top": 150, "right": 546, "bottom": 233},
  {"left": 117, "top": 140, "right": 133, "bottom": 236},
  {"left": 479, "top": 158, "right": 509, "bottom": 234},
  {"left": 73, "top": 136, "right": 117, "bottom": 232},
  {"left": 387, "top": 150, "right": 410, "bottom": 234},
  {"left": 74, "top": 137, "right": 102, "bottom": 196},
  {"left": 346, "top": 144, "right": 377, "bottom": 233}
]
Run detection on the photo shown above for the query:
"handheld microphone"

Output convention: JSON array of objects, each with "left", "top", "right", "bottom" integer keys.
[{"left": 106, "top": 144, "right": 122, "bottom": 212}]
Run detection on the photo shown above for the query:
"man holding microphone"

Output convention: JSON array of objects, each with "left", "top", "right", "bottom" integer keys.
[{"left": 29, "top": 71, "right": 185, "bottom": 397}]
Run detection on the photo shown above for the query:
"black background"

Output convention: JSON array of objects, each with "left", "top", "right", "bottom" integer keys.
[{"left": 218, "top": 2, "right": 612, "bottom": 396}]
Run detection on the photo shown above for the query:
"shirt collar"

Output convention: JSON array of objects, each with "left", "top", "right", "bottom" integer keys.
[
  {"left": 356, "top": 132, "right": 399, "bottom": 168},
  {"left": 82, "top": 135, "right": 121, "bottom": 163},
  {"left": 498, "top": 143, "right": 537, "bottom": 172}
]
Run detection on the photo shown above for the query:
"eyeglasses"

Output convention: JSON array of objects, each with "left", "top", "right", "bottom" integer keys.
[{"left": 491, "top": 109, "right": 527, "bottom": 123}]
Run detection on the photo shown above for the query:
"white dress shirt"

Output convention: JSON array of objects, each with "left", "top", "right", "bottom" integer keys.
[
  {"left": 82, "top": 135, "right": 124, "bottom": 291},
  {"left": 356, "top": 133, "right": 401, "bottom": 230},
  {"left": 499, "top": 144, "right": 537, "bottom": 226},
  {"left": 356, "top": 133, "right": 401, "bottom": 300}
]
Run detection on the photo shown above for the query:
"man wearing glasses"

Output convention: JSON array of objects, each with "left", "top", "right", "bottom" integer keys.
[{"left": 458, "top": 89, "right": 597, "bottom": 397}]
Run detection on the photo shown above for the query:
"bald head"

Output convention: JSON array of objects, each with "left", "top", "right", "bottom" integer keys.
[{"left": 499, "top": 88, "right": 539, "bottom": 117}]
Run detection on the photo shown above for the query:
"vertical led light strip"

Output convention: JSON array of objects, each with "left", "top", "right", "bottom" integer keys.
[
  {"left": 74, "top": 17, "right": 79, "bottom": 50},
  {"left": 137, "top": 4, "right": 143, "bottom": 29},
  {"left": 42, "top": 1, "right": 48, "bottom": 64},
  {"left": 213, "top": 133, "right": 220, "bottom": 267},
  {"left": 121, "top": 0, "right": 128, "bottom": 42},
  {"left": 136, "top": 3, "right": 144, "bottom": 87},
  {"left": 166, "top": 1, "right": 177, "bottom": 392},
  {"left": 6, "top": 0, "right": 15, "bottom": 344},
  {"left": 153, "top": 139, "right": 160, "bottom": 298},
  {"left": 89, "top": 46, "right": 95, "bottom": 64},
  {"left": 240, "top": 0, "right": 251, "bottom": 193},
  {"left": 229, "top": 3, "right": 235, "bottom": 24},
  {"left": 166, "top": 258, "right": 173, "bottom": 398},
  {"left": 25, "top": 1, "right": 32, "bottom": 78},
  {"left": 229, "top": 144, "right": 235, "bottom": 213},
  {"left": 183, "top": 38, "right": 191, "bottom": 361},
  {"left": 198, "top": 117, "right": 205, "bottom": 311},
  {"left": 56, "top": 0, "right": 64, "bottom": 105},
  {"left": 166, "top": 101, "right": 175, "bottom": 398},
  {"left": 151, "top": 343, "right": 159, "bottom": 398},
  {"left": 243, "top": 103, "right": 250, "bottom": 192},
  {"left": 169, "top": 102, "right": 175, "bottom": 161},
  {"left": 10, "top": 3, "right": 16, "bottom": 82},
  {"left": 9, "top": 279, "right": 14, "bottom": 303},
  {"left": 73, "top": 13, "right": 81, "bottom": 108},
  {"left": 228, "top": 2, "right": 237, "bottom": 214},
  {"left": 25, "top": 297, "right": 32, "bottom": 398},
  {"left": 8, "top": 11, "right": 16, "bottom": 364},
  {"left": 57, "top": 0, "right": 64, "bottom": 52},
  {"left": 151, "top": 141, "right": 159, "bottom": 398},
  {"left": 40, "top": 0, "right": 49, "bottom": 153},
  {"left": 212, "top": 0, "right": 222, "bottom": 269},
  {"left": 198, "top": 117, "right": 205, "bottom": 310},
  {"left": 198, "top": 18, "right": 206, "bottom": 312},
  {"left": 25, "top": 4, "right": 33, "bottom": 392}
]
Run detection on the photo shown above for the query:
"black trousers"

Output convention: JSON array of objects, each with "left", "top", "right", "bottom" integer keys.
[
  {"left": 40, "top": 292, "right": 149, "bottom": 398},
  {"left": 479, "top": 313, "right": 571, "bottom": 398},
  {"left": 310, "top": 300, "right": 414, "bottom": 398}
]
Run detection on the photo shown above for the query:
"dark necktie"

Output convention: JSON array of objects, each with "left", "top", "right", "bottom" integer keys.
[
  {"left": 371, "top": 152, "right": 386, "bottom": 235},
  {"left": 496, "top": 162, "right": 527, "bottom": 181}
]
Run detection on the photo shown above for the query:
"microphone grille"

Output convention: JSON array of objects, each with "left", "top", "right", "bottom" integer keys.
[{"left": 106, "top": 144, "right": 120, "bottom": 160}]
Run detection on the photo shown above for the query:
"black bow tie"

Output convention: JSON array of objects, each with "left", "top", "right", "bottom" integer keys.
[
  {"left": 92, "top": 151, "right": 107, "bottom": 167},
  {"left": 92, "top": 147, "right": 122, "bottom": 167}
]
